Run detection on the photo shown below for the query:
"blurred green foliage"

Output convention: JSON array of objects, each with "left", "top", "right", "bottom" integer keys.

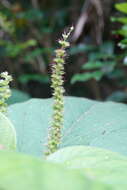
[
  {"left": 70, "top": 1, "right": 127, "bottom": 101},
  {"left": 1, "top": 0, "right": 127, "bottom": 102},
  {"left": 71, "top": 41, "right": 116, "bottom": 83},
  {"left": 113, "top": 2, "right": 127, "bottom": 49}
]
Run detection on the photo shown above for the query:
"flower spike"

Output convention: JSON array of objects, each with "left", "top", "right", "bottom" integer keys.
[{"left": 46, "top": 27, "right": 73, "bottom": 155}]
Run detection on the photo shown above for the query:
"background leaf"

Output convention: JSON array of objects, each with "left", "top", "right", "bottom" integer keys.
[
  {"left": 7, "top": 89, "right": 30, "bottom": 105},
  {"left": 18, "top": 74, "right": 50, "bottom": 84},
  {"left": 71, "top": 72, "right": 103, "bottom": 84},
  {"left": 115, "top": 3, "right": 127, "bottom": 14},
  {"left": 106, "top": 91, "right": 127, "bottom": 102}
]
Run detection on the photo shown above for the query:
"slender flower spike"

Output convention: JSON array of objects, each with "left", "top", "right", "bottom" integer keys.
[
  {"left": 46, "top": 27, "right": 74, "bottom": 156},
  {"left": 0, "top": 72, "right": 12, "bottom": 113}
]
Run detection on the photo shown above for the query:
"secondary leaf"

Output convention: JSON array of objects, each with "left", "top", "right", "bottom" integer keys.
[
  {"left": 0, "top": 112, "right": 16, "bottom": 150},
  {"left": 48, "top": 146, "right": 127, "bottom": 190},
  {"left": 0, "top": 151, "right": 101, "bottom": 190}
]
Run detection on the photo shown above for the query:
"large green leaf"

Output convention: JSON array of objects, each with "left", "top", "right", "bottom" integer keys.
[
  {"left": 0, "top": 112, "right": 16, "bottom": 150},
  {"left": 0, "top": 151, "right": 109, "bottom": 190},
  {"left": 48, "top": 146, "right": 127, "bottom": 190},
  {"left": 8, "top": 97, "right": 127, "bottom": 156}
]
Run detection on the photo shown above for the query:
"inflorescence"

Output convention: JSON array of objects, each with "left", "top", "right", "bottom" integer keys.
[
  {"left": 46, "top": 26, "right": 74, "bottom": 156},
  {"left": 0, "top": 72, "right": 12, "bottom": 113}
]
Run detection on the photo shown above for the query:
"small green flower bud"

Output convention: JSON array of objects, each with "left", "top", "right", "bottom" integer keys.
[
  {"left": 55, "top": 49, "right": 66, "bottom": 57},
  {"left": 54, "top": 58, "right": 64, "bottom": 64},
  {"left": 58, "top": 40, "right": 70, "bottom": 48}
]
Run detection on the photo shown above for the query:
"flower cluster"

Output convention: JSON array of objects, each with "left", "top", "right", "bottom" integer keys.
[
  {"left": 0, "top": 72, "right": 12, "bottom": 113},
  {"left": 46, "top": 27, "right": 73, "bottom": 155}
]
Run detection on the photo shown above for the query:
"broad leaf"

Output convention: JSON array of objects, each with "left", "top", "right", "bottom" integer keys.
[
  {"left": 0, "top": 151, "right": 109, "bottom": 190},
  {"left": 8, "top": 97, "right": 127, "bottom": 156},
  {"left": 48, "top": 146, "right": 127, "bottom": 190},
  {"left": 0, "top": 112, "right": 16, "bottom": 150}
]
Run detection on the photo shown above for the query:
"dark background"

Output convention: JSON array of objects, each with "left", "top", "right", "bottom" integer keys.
[{"left": 1, "top": 0, "right": 127, "bottom": 103}]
